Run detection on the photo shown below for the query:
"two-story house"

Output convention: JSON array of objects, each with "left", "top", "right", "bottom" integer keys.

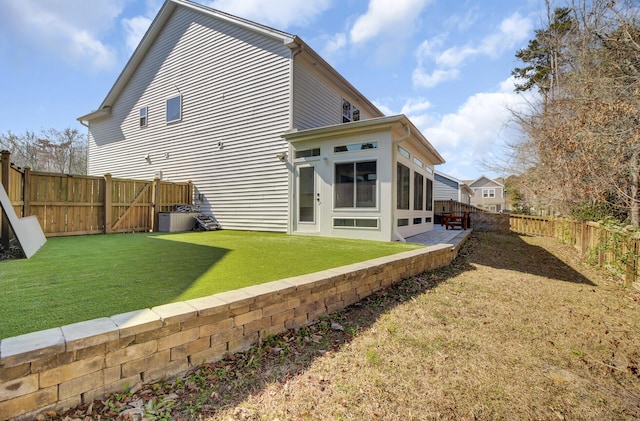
[
  {"left": 78, "top": 0, "right": 444, "bottom": 241},
  {"left": 465, "top": 175, "right": 509, "bottom": 212}
]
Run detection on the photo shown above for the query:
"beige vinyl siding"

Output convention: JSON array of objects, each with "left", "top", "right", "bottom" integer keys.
[
  {"left": 87, "top": 7, "right": 291, "bottom": 232},
  {"left": 292, "top": 57, "right": 378, "bottom": 130}
]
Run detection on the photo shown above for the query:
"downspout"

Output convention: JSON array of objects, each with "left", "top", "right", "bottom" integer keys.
[
  {"left": 287, "top": 40, "right": 303, "bottom": 129},
  {"left": 392, "top": 122, "right": 411, "bottom": 242},
  {"left": 285, "top": 40, "right": 303, "bottom": 235},
  {"left": 78, "top": 118, "right": 90, "bottom": 174}
]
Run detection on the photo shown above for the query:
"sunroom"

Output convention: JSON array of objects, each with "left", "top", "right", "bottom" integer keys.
[{"left": 282, "top": 115, "right": 445, "bottom": 242}]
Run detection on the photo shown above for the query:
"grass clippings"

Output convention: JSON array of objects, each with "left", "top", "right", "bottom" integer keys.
[{"left": 45, "top": 232, "right": 640, "bottom": 420}]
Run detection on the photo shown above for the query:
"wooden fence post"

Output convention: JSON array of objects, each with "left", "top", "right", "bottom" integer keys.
[
  {"left": 152, "top": 178, "right": 161, "bottom": 232},
  {"left": 104, "top": 174, "right": 112, "bottom": 234},
  {"left": 580, "top": 221, "right": 588, "bottom": 257},
  {"left": 23, "top": 167, "right": 31, "bottom": 217},
  {"left": 188, "top": 180, "right": 194, "bottom": 206},
  {"left": 1, "top": 150, "right": 11, "bottom": 249},
  {"left": 625, "top": 237, "right": 638, "bottom": 287}
]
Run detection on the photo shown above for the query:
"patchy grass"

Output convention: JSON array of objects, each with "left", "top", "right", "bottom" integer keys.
[
  {"left": 0, "top": 230, "right": 420, "bottom": 338},
  {"left": 49, "top": 232, "right": 640, "bottom": 420}
]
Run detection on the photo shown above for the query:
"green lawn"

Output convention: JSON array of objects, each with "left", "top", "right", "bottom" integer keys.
[{"left": 0, "top": 231, "right": 422, "bottom": 339}]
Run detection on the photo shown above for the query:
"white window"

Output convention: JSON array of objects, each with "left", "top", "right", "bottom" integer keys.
[
  {"left": 397, "top": 163, "right": 410, "bottom": 210},
  {"left": 342, "top": 98, "right": 360, "bottom": 123},
  {"left": 166, "top": 95, "right": 181, "bottom": 123},
  {"left": 139, "top": 106, "right": 148, "bottom": 127},
  {"left": 334, "top": 141, "right": 377, "bottom": 153},
  {"left": 483, "top": 188, "right": 496, "bottom": 198},
  {"left": 398, "top": 146, "right": 410, "bottom": 159},
  {"left": 333, "top": 218, "right": 378, "bottom": 229},
  {"left": 335, "top": 161, "right": 377, "bottom": 208},
  {"left": 295, "top": 148, "right": 320, "bottom": 159}
]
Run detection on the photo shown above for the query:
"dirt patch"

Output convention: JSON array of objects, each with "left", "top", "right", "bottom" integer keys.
[{"left": 45, "top": 232, "right": 640, "bottom": 420}]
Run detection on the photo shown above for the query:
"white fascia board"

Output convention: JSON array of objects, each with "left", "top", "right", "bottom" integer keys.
[
  {"left": 77, "top": 106, "right": 111, "bottom": 123},
  {"left": 80, "top": 0, "right": 295, "bottom": 122},
  {"left": 283, "top": 115, "right": 405, "bottom": 143},
  {"left": 283, "top": 114, "right": 445, "bottom": 165},
  {"left": 401, "top": 116, "right": 445, "bottom": 165}
]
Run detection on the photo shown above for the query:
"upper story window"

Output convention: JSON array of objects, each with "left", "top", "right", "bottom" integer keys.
[
  {"left": 139, "top": 106, "right": 148, "bottom": 127},
  {"left": 413, "top": 157, "right": 424, "bottom": 168},
  {"left": 483, "top": 188, "right": 496, "bottom": 198},
  {"left": 342, "top": 98, "right": 360, "bottom": 123},
  {"left": 166, "top": 95, "right": 181, "bottom": 123}
]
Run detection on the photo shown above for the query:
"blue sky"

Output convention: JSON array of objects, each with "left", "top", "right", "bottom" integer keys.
[{"left": 0, "top": 0, "right": 542, "bottom": 180}]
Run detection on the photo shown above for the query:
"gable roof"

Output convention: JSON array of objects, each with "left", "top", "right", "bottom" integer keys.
[
  {"left": 78, "top": 0, "right": 382, "bottom": 123},
  {"left": 466, "top": 175, "right": 505, "bottom": 188}
]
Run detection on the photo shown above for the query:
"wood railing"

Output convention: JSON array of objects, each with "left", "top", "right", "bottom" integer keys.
[
  {"left": 0, "top": 151, "right": 193, "bottom": 239},
  {"left": 434, "top": 200, "right": 485, "bottom": 215},
  {"left": 510, "top": 214, "right": 639, "bottom": 286}
]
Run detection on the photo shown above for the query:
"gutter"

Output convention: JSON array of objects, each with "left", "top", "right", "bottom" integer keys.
[{"left": 393, "top": 122, "right": 411, "bottom": 144}]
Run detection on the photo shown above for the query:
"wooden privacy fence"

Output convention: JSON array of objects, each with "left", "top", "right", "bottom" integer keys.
[
  {"left": 0, "top": 151, "right": 193, "bottom": 239},
  {"left": 510, "top": 214, "right": 639, "bottom": 286}
]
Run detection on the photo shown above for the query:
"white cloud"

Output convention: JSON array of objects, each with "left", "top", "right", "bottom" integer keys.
[
  {"left": 321, "top": 33, "right": 347, "bottom": 59},
  {"left": 372, "top": 101, "right": 394, "bottom": 116},
  {"left": 412, "top": 12, "right": 533, "bottom": 89},
  {"left": 123, "top": 16, "right": 153, "bottom": 54},
  {"left": 121, "top": 0, "right": 163, "bottom": 55},
  {"left": 350, "top": 0, "right": 432, "bottom": 44},
  {"left": 387, "top": 77, "right": 533, "bottom": 179},
  {"left": 400, "top": 98, "right": 432, "bottom": 115},
  {"left": 0, "top": 0, "right": 127, "bottom": 69},
  {"left": 412, "top": 68, "right": 460, "bottom": 88},
  {"left": 478, "top": 13, "right": 533, "bottom": 57},
  {"left": 207, "top": 0, "right": 331, "bottom": 30}
]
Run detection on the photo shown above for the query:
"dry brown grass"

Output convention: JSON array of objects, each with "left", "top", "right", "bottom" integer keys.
[
  {"left": 51, "top": 232, "right": 640, "bottom": 420},
  {"left": 209, "top": 232, "right": 640, "bottom": 420}
]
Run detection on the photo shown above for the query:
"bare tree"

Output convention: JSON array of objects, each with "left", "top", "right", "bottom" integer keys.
[
  {"left": 508, "top": 0, "right": 640, "bottom": 225},
  {"left": 0, "top": 128, "right": 87, "bottom": 174}
]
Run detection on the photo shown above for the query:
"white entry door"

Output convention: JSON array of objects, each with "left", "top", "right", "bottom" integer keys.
[{"left": 296, "top": 164, "right": 319, "bottom": 233}]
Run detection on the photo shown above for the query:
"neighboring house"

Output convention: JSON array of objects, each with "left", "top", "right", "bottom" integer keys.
[
  {"left": 465, "top": 176, "right": 509, "bottom": 212},
  {"left": 78, "top": 0, "right": 444, "bottom": 242},
  {"left": 434, "top": 170, "right": 473, "bottom": 204}
]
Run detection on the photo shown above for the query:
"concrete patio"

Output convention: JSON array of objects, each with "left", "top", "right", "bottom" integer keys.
[{"left": 406, "top": 224, "right": 472, "bottom": 248}]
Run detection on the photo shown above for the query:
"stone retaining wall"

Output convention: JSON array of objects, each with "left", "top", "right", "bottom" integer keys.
[
  {"left": 0, "top": 243, "right": 458, "bottom": 420},
  {"left": 470, "top": 212, "right": 510, "bottom": 233}
]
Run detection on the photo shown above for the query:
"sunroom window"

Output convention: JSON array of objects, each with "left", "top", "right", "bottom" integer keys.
[
  {"left": 335, "top": 161, "right": 377, "bottom": 208},
  {"left": 397, "top": 163, "right": 410, "bottom": 210},
  {"left": 426, "top": 178, "right": 433, "bottom": 211},
  {"left": 414, "top": 172, "right": 424, "bottom": 211}
]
